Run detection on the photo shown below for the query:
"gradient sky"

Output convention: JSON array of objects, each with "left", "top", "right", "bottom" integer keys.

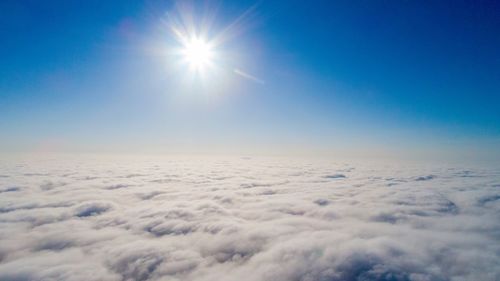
[{"left": 1, "top": 0, "right": 499, "bottom": 160}]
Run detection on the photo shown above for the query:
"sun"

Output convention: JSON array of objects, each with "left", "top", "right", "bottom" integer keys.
[{"left": 182, "top": 37, "right": 214, "bottom": 69}]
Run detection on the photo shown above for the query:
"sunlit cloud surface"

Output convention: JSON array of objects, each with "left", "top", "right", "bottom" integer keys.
[{"left": 0, "top": 156, "right": 499, "bottom": 280}]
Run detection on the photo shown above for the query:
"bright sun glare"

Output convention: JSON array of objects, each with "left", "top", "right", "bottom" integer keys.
[{"left": 182, "top": 37, "right": 214, "bottom": 69}]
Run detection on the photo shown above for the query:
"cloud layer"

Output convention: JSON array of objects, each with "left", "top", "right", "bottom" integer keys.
[{"left": 0, "top": 156, "right": 499, "bottom": 281}]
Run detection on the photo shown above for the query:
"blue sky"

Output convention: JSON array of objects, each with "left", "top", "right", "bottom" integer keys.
[{"left": 1, "top": 0, "right": 499, "bottom": 160}]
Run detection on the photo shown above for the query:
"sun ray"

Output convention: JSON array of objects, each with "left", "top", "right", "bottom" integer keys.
[{"left": 162, "top": 1, "right": 261, "bottom": 88}]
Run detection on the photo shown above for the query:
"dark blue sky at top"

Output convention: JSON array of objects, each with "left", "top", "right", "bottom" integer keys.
[{"left": 0, "top": 0, "right": 499, "bottom": 158}]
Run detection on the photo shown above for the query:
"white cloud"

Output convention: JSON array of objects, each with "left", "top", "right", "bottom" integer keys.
[{"left": 0, "top": 156, "right": 499, "bottom": 281}]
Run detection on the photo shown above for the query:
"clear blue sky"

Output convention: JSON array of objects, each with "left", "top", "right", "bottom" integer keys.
[{"left": 1, "top": 0, "right": 499, "bottom": 160}]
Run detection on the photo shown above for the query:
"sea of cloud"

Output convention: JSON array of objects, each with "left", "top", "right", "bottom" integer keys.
[{"left": 0, "top": 155, "right": 499, "bottom": 281}]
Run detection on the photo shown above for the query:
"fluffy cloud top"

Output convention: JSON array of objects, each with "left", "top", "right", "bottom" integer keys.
[{"left": 0, "top": 156, "right": 499, "bottom": 281}]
